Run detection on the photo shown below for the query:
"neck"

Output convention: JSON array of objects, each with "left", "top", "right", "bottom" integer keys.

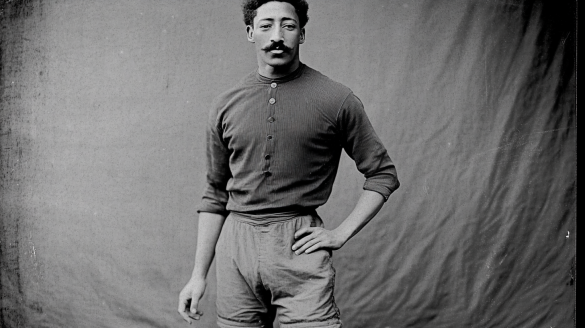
[{"left": 257, "top": 58, "right": 301, "bottom": 79}]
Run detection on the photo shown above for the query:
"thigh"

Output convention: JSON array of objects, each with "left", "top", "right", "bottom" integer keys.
[
  {"left": 263, "top": 215, "right": 342, "bottom": 327},
  {"left": 216, "top": 216, "right": 275, "bottom": 328}
]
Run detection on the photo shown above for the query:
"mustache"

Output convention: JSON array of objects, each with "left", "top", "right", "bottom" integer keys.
[{"left": 262, "top": 42, "right": 292, "bottom": 52}]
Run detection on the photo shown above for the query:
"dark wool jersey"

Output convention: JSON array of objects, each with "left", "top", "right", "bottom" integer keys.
[{"left": 198, "top": 63, "right": 399, "bottom": 215}]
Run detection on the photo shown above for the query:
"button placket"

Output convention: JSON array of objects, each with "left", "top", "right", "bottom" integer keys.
[{"left": 263, "top": 82, "right": 278, "bottom": 180}]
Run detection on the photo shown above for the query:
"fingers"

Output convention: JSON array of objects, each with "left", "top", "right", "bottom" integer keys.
[
  {"left": 305, "top": 242, "right": 324, "bottom": 254},
  {"left": 296, "top": 239, "right": 321, "bottom": 254},
  {"left": 179, "top": 289, "right": 205, "bottom": 324},
  {"left": 293, "top": 227, "right": 344, "bottom": 254},
  {"left": 292, "top": 228, "right": 327, "bottom": 254},
  {"left": 189, "top": 300, "right": 198, "bottom": 320},
  {"left": 292, "top": 234, "right": 313, "bottom": 251},
  {"left": 178, "top": 298, "right": 203, "bottom": 324},
  {"left": 292, "top": 227, "right": 317, "bottom": 251},
  {"left": 178, "top": 295, "right": 186, "bottom": 313},
  {"left": 190, "top": 299, "right": 203, "bottom": 319},
  {"left": 188, "top": 309, "right": 204, "bottom": 321},
  {"left": 178, "top": 296, "right": 193, "bottom": 324},
  {"left": 294, "top": 227, "right": 314, "bottom": 239}
]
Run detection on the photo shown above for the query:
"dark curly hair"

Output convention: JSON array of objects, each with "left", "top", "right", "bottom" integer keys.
[{"left": 242, "top": 0, "right": 309, "bottom": 28}]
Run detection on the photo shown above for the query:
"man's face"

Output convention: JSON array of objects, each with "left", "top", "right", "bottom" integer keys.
[{"left": 247, "top": 1, "right": 305, "bottom": 70}]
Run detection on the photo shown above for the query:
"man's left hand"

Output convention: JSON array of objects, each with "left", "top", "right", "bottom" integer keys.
[{"left": 292, "top": 227, "right": 346, "bottom": 255}]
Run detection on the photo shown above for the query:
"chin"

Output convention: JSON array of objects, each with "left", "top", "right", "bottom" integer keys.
[
  {"left": 266, "top": 58, "right": 294, "bottom": 68},
  {"left": 262, "top": 53, "right": 295, "bottom": 67}
]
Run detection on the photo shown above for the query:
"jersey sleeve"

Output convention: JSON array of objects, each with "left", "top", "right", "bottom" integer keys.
[
  {"left": 337, "top": 93, "right": 400, "bottom": 200},
  {"left": 197, "top": 102, "right": 231, "bottom": 215}
]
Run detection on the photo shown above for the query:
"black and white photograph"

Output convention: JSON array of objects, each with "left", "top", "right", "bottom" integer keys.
[{"left": 0, "top": 1, "right": 575, "bottom": 327}]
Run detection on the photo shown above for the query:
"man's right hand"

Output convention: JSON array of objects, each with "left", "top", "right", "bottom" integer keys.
[{"left": 178, "top": 277, "right": 207, "bottom": 324}]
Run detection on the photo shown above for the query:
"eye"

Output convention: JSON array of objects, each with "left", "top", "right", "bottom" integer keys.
[
  {"left": 260, "top": 24, "right": 271, "bottom": 29},
  {"left": 283, "top": 24, "right": 296, "bottom": 30}
]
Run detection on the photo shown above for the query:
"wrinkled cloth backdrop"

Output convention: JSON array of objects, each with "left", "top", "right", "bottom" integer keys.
[{"left": 0, "top": 0, "right": 575, "bottom": 327}]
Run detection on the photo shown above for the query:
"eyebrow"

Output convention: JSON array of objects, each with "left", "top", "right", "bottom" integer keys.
[{"left": 257, "top": 17, "right": 298, "bottom": 23}]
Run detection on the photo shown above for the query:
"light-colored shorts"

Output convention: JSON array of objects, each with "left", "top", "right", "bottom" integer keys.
[{"left": 215, "top": 211, "right": 342, "bottom": 328}]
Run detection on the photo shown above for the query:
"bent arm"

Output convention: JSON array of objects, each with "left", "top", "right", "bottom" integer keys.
[
  {"left": 292, "top": 190, "right": 385, "bottom": 254},
  {"left": 293, "top": 93, "right": 399, "bottom": 254},
  {"left": 333, "top": 190, "right": 385, "bottom": 244}
]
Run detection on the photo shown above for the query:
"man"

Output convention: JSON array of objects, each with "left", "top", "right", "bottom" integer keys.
[{"left": 178, "top": 1, "right": 399, "bottom": 327}]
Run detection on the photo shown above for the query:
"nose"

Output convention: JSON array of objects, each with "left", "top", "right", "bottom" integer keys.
[{"left": 270, "top": 26, "right": 284, "bottom": 43}]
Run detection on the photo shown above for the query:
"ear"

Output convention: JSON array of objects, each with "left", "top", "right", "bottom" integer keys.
[
  {"left": 299, "top": 28, "right": 306, "bottom": 44},
  {"left": 246, "top": 25, "right": 255, "bottom": 43}
]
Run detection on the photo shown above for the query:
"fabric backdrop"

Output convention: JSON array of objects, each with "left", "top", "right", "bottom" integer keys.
[{"left": 1, "top": 1, "right": 575, "bottom": 327}]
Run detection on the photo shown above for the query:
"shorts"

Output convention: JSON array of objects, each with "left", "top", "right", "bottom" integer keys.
[{"left": 215, "top": 211, "right": 342, "bottom": 328}]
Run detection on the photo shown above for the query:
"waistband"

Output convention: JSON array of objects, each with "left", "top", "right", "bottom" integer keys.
[{"left": 229, "top": 208, "right": 317, "bottom": 225}]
